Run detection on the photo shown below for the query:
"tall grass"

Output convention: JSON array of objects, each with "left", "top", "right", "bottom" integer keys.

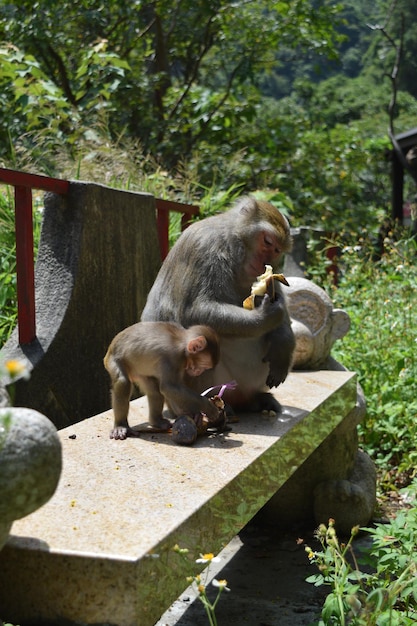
[{"left": 0, "top": 189, "right": 17, "bottom": 341}]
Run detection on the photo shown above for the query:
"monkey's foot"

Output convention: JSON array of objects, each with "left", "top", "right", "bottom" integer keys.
[
  {"left": 246, "top": 392, "right": 282, "bottom": 415},
  {"left": 110, "top": 425, "right": 141, "bottom": 440},
  {"left": 132, "top": 417, "right": 172, "bottom": 434},
  {"left": 148, "top": 416, "right": 172, "bottom": 431}
]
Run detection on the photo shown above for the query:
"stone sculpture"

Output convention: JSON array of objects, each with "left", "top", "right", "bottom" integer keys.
[{"left": 0, "top": 406, "right": 62, "bottom": 550}]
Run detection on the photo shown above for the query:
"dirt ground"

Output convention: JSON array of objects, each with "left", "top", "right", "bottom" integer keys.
[{"left": 156, "top": 519, "right": 331, "bottom": 626}]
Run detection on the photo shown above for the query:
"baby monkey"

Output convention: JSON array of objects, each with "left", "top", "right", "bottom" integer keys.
[{"left": 104, "top": 321, "right": 220, "bottom": 440}]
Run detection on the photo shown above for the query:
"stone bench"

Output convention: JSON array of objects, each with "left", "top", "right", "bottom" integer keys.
[{"left": 0, "top": 369, "right": 356, "bottom": 626}]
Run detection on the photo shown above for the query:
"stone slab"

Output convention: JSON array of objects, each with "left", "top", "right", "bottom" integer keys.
[{"left": 0, "top": 370, "right": 356, "bottom": 626}]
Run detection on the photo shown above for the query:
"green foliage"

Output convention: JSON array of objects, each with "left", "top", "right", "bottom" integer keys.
[
  {"left": 362, "top": 0, "right": 417, "bottom": 98},
  {"left": 301, "top": 70, "right": 417, "bottom": 134},
  {"left": 0, "top": 38, "right": 129, "bottom": 165},
  {"left": 1, "top": 0, "right": 415, "bottom": 243},
  {"left": 306, "top": 521, "right": 366, "bottom": 626},
  {"left": 0, "top": 0, "right": 344, "bottom": 164},
  {"left": 330, "top": 235, "right": 417, "bottom": 480},
  {"left": 184, "top": 96, "right": 393, "bottom": 235},
  {"left": 173, "top": 545, "right": 230, "bottom": 626},
  {"left": 0, "top": 410, "right": 11, "bottom": 449},
  {"left": 306, "top": 503, "right": 417, "bottom": 625},
  {"left": 279, "top": 127, "right": 391, "bottom": 234},
  {"left": 0, "top": 190, "right": 17, "bottom": 343}
]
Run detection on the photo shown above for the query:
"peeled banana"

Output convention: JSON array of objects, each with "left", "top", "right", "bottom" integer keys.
[{"left": 243, "top": 265, "right": 289, "bottom": 310}]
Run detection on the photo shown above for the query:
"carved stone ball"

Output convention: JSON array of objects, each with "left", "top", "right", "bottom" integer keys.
[
  {"left": 286, "top": 276, "right": 351, "bottom": 370},
  {"left": 0, "top": 407, "right": 62, "bottom": 529}
]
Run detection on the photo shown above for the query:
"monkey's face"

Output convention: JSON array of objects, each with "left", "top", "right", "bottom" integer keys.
[
  {"left": 235, "top": 198, "right": 292, "bottom": 288},
  {"left": 185, "top": 351, "right": 215, "bottom": 377},
  {"left": 244, "top": 228, "right": 284, "bottom": 282}
]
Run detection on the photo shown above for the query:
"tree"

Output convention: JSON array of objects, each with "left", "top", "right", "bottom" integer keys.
[
  {"left": 363, "top": 0, "right": 417, "bottom": 98},
  {"left": 0, "top": 0, "right": 344, "bottom": 164}
]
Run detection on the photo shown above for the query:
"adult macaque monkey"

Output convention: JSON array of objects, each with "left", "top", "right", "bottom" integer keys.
[
  {"left": 142, "top": 196, "right": 295, "bottom": 414},
  {"left": 104, "top": 322, "right": 220, "bottom": 439}
]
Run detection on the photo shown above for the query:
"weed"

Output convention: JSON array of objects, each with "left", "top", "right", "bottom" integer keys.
[
  {"left": 328, "top": 233, "right": 417, "bottom": 485},
  {"left": 173, "top": 545, "right": 230, "bottom": 626},
  {"left": 306, "top": 489, "right": 417, "bottom": 625}
]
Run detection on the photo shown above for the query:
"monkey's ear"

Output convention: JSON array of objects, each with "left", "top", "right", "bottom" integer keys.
[{"left": 187, "top": 336, "right": 208, "bottom": 353}]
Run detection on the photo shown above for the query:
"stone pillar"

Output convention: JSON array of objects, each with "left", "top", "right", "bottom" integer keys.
[{"left": 1, "top": 182, "right": 161, "bottom": 428}]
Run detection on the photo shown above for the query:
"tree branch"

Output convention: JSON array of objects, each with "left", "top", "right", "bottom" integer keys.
[
  {"left": 194, "top": 58, "right": 246, "bottom": 141},
  {"left": 167, "top": 16, "right": 215, "bottom": 120},
  {"left": 43, "top": 41, "right": 77, "bottom": 105},
  {"left": 368, "top": 3, "right": 417, "bottom": 182}
]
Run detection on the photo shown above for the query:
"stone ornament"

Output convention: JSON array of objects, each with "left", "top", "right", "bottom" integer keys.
[
  {"left": 286, "top": 276, "right": 351, "bottom": 370},
  {"left": 0, "top": 407, "right": 62, "bottom": 550}
]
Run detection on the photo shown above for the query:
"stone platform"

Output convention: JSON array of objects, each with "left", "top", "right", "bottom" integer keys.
[{"left": 0, "top": 370, "right": 356, "bottom": 626}]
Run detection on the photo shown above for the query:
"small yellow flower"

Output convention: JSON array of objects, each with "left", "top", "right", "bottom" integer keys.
[
  {"left": 5, "top": 359, "right": 29, "bottom": 380},
  {"left": 212, "top": 578, "right": 230, "bottom": 591},
  {"left": 173, "top": 544, "right": 189, "bottom": 555},
  {"left": 197, "top": 584, "right": 205, "bottom": 593},
  {"left": 196, "top": 552, "right": 221, "bottom": 564}
]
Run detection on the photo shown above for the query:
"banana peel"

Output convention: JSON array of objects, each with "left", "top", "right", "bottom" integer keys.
[{"left": 243, "top": 265, "right": 289, "bottom": 310}]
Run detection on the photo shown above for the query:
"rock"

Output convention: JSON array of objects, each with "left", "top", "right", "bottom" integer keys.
[{"left": 314, "top": 449, "right": 377, "bottom": 535}]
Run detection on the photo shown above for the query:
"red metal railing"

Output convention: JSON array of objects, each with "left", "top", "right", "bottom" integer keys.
[
  {"left": 154, "top": 197, "right": 199, "bottom": 259},
  {"left": 0, "top": 168, "right": 199, "bottom": 345},
  {"left": 0, "top": 168, "right": 70, "bottom": 345}
]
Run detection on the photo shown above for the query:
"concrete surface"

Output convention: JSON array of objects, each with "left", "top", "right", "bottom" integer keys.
[{"left": 0, "top": 370, "right": 356, "bottom": 626}]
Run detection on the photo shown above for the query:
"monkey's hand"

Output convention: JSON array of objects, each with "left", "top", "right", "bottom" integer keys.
[
  {"left": 200, "top": 396, "right": 221, "bottom": 422},
  {"left": 256, "top": 294, "right": 287, "bottom": 331},
  {"left": 263, "top": 331, "right": 294, "bottom": 388},
  {"left": 265, "top": 357, "right": 291, "bottom": 388}
]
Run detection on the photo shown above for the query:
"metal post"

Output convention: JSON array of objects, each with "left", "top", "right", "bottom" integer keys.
[
  {"left": 392, "top": 151, "right": 404, "bottom": 223},
  {"left": 156, "top": 208, "right": 170, "bottom": 260},
  {"left": 14, "top": 185, "right": 36, "bottom": 344}
]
